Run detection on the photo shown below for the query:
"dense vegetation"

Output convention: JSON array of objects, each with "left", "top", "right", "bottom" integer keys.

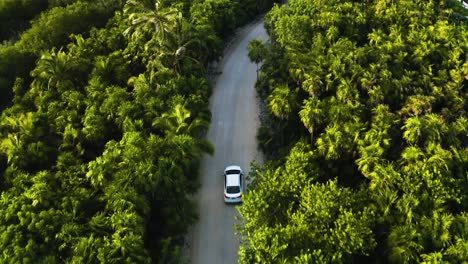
[
  {"left": 241, "top": 0, "right": 468, "bottom": 263},
  {"left": 0, "top": 0, "right": 278, "bottom": 262}
]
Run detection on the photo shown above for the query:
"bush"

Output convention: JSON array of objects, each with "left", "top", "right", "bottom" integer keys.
[
  {"left": 0, "top": 0, "right": 48, "bottom": 40},
  {"left": 17, "top": 1, "right": 115, "bottom": 53}
]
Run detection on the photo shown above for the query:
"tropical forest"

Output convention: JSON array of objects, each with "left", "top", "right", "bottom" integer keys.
[
  {"left": 0, "top": 0, "right": 278, "bottom": 262},
  {"left": 0, "top": 0, "right": 467, "bottom": 263},
  {"left": 241, "top": 0, "right": 468, "bottom": 263}
]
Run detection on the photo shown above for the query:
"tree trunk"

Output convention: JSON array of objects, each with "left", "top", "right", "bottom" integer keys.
[{"left": 256, "top": 63, "right": 259, "bottom": 80}]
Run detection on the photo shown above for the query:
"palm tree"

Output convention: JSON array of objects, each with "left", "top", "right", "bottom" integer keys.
[
  {"left": 299, "top": 97, "right": 324, "bottom": 144},
  {"left": 268, "top": 84, "right": 292, "bottom": 121},
  {"left": 0, "top": 133, "right": 22, "bottom": 165},
  {"left": 1, "top": 112, "right": 34, "bottom": 135},
  {"left": 155, "top": 15, "right": 202, "bottom": 75},
  {"left": 0, "top": 112, "right": 34, "bottom": 167},
  {"left": 268, "top": 84, "right": 294, "bottom": 145},
  {"left": 93, "top": 56, "right": 114, "bottom": 85},
  {"left": 386, "top": 224, "right": 423, "bottom": 264},
  {"left": 403, "top": 113, "right": 448, "bottom": 147},
  {"left": 422, "top": 113, "right": 447, "bottom": 145},
  {"left": 123, "top": 0, "right": 178, "bottom": 44},
  {"left": 421, "top": 211, "right": 454, "bottom": 250},
  {"left": 247, "top": 38, "right": 265, "bottom": 80},
  {"left": 402, "top": 116, "right": 423, "bottom": 145},
  {"left": 71, "top": 235, "right": 101, "bottom": 263},
  {"left": 30, "top": 49, "right": 77, "bottom": 94},
  {"left": 152, "top": 103, "right": 209, "bottom": 138},
  {"left": 152, "top": 105, "right": 214, "bottom": 173}
]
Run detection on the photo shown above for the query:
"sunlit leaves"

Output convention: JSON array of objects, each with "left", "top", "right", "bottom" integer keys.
[
  {"left": 402, "top": 114, "right": 448, "bottom": 146},
  {"left": 17, "top": 1, "right": 115, "bottom": 53},
  {"left": 189, "top": 0, "right": 236, "bottom": 37},
  {"left": 387, "top": 225, "right": 424, "bottom": 264},
  {"left": 299, "top": 97, "right": 325, "bottom": 137},
  {"left": 247, "top": 38, "right": 266, "bottom": 79},
  {"left": 245, "top": 0, "right": 468, "bottom": 262},
  {"left": 0, "top": 0, "right": 276, "bottom": 262},
  {"left": 239, "top": 172, "right": 376, "bottom": 263},
  {"left": 124, "top": 0, "right": 178, "bottom": 44},
  {"left": 268, "top": 84, "right": 295, "bottom": 120}
]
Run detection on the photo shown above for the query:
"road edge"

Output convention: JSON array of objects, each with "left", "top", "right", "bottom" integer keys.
[{"left": 181, "top": 17, "right": 266, "bottom": 264}]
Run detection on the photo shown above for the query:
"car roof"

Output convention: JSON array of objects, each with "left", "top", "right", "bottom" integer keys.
[
  {"left": 226, "top": 174, "right": 240, "bottom": 187},
  {"left": 225, "top": 165, "right": 242, "bottom": 172}
]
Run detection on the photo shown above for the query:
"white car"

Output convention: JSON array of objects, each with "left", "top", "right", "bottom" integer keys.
[{"left": 223, "top": 165, "right": 244, "bottom": 203}]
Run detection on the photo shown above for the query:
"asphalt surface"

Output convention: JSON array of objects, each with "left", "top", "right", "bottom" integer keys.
[{"left": 190, "top": 19, "right": 267, "bottom": 264}]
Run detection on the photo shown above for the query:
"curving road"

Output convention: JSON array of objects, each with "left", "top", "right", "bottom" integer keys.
[{"left": 190, "top": 19, "right": 267, "bottom": 264}]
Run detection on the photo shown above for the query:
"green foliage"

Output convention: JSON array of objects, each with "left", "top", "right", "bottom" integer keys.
[
  {"left": 247, "top": 38, "right": 266, "bottom": 65},
  {"left": 0, "top": 0, "right": 48, "bottom": 40},
  {"left": 0, "top": 47, "right": 36, "bottom": 109},
  {"left": 124, "top": 0, "right": 179, "bottom": 44},
  {"left": 239, "top": 142, "right": 376, "bottom": 263},
  {"left": 248, "top": 38, "right": 267, "bottom": 79},
  {"left": 17, "top": 1, "right": 115, "bottom": 53},
  {"left": 268, "top": 84, "right": 296, "bottom": 120},
  {"left": 0, "top": 0, "right": 108, "bottom": 41},
  {"left": 446, "top": 0, "right": 468, "bottom": 17},
  {"left": 190, "top": 0, "right": 281, "bottom": 39},
  {"left": 1, "top": 0, "right": 276, "bottom": 262},
  {"left": 190, "top": 0, "right": 237, "bottom": 38},
  {"left": 0, "top": 0, "right": 120, "bottom": 110},
  {"left": 243, "top": 0, "right": 468, "bottom": 262}
]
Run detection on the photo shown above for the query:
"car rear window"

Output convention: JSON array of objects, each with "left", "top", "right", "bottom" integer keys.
[
  {"left": 226, "top": 169, "right": 241, "bottom": 175},
  {"left": 226, "top": 186, "right": 240, "bottom": 194}
]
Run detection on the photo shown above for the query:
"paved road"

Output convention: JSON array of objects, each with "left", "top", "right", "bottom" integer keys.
[{"left": 190, "top": 20, "right": 267, "bottom": 264}]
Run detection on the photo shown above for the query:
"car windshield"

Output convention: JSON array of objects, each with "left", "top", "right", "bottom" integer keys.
[
  {"left": 226, "top": 169, "right": 241, "bottom": 175},
  {"left": 226, "top": 186, "right": 240, "bottom": 194}
]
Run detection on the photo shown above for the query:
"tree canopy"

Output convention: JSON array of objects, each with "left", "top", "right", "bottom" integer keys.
[
  {"left": 241, "top": 0, "right": 468, "bottom": 263},
  {"left": 0, "top": 0, "right": 279, "bottom": 262}
]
